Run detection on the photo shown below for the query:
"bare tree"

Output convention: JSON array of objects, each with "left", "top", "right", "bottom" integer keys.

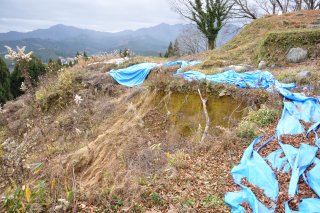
[
  {"left": 303, "top": 0, "right": 320, "bottom": 9},
  {"left": 230, "top": 0, "right": 319, "bottom": 24},
  {"left": 170, "top": 0, "right": 234, "bottom": 49},
  {"left": 177, "top": 25, "right": 208, "bottom": 55},
  {"left": 293, "top": 0, "right": 303, "bottom": 10},
  {"left": 232, "top": 0, "right": 260, "bottom": 19},
  {"left": 275, "top": 0, "right": 291, "bottom": 12},
  {"left": 256, "top": 0, "right": 279, "bottom": 14}
]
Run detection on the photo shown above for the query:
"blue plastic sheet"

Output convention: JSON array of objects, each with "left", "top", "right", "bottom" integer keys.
[
  {"left": 108, "top": 61, "right": 320, "bottom": 211},
  {"left": 109, "top": 60, "right": 201, "bottom": 87},
  {"left": 225, "top": 84, "right": 320, "bottom": 212},
  {"left": 176, "top": 70, "right": 295, "bottom": 90},
  {"left": 109, "top": 63, "right": 158, "bottom": 87}
]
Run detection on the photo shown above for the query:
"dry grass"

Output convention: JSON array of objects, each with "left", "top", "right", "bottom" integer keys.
[
  {"left": 2, "top": 10, "right": 320, "bottom": 212},
  {"left": 198, "top": 10, "right": 320, "bottom": 74}
]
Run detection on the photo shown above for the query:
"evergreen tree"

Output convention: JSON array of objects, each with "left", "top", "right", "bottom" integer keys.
[
  {"left": 168, "top": 42, "right": 174, "bottom": 57},
  {"left": 164, "top": 51, "right": 169, "bottom": 58},
  {"left": 10, "top": 55, "right": 47, "bottom": 98},
  {"left": 10, "top": 65, "right": 24, "bottom": 98},
  {"left": 83, "top": 51, "right": 88, "bottom": 60},
  {"left": 172, "top": 0, "right": 233, "bottom": 49},
  {"left": 165, "top": 42, "right": 175, "bottom": 58},
  {"left": 0, "top": 58, "right": 12, "bottom": 105},
  {"left": 57, "top": 58, "right": 62, "bottom": 66},
  {"left": 173, "top": 39, "right": 180, "bottom": 57}
]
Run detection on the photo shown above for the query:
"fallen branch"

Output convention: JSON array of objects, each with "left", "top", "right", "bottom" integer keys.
[{"left": 198, "top": 89, "right": 210, "bottom": 143}]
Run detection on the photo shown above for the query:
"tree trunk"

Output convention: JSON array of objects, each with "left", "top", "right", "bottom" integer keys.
[{"left": 208, "top": 37, "right": 216, "bottom": 50}]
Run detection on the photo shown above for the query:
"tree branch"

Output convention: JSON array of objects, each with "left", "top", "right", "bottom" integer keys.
[{"left": 198, "top": 89, "right": 210, "bottom": 143}]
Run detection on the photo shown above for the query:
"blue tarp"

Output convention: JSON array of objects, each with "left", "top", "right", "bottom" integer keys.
[
  {"left": 109, "top": 63, "right": 158, "bottom": 87},
  {"left": 108, "top": 60, "right": 201, "bottom": 87},
  {"left": 175, "top": 70, "right": 295, "bottom": 90},
  {"left": 109, "top": 60, "right": 320, "bottom": 211},
  {"left": 225, "top": 87, "right": 320, "bottom": 212}
]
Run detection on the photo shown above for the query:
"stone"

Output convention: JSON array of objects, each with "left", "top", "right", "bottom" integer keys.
[
  {"left": 296, "top": 70, "right": 311, "bottom": 82},
  {"left": 243, "top": 65, "right": 255, "bottom": 71},
  {"left": 287, "top": 48, "right": 308, "bottom": 63},
  {"left": 258, "top": 61, "right": 267, "bottom": 70},
  {"left": 224, "top": 65, "right": 253, "bottom": 72},
  {"left": 297, "top": 70, "right": 311, "bottom": 78},
  {"left": 219, "top": 89, "right": 231, "bottom": 97}
]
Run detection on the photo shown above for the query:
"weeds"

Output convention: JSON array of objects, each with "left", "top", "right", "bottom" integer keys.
[
  {"left": 237, "top": 105, "right": 279, "bottom": 140},
  {"left": 246, "top": 106, "right": 278, "bottom": 128},
  {"left": 202, "top": 194, "right": 225, "bottom": 208},
  {"left": 150, "top": 192, "right": 163, "bottom": 205},
  {"left": 35, "top": 68, "right": 83, "bottom": 111},
  {"left": 237, "top": 120, "right": 258, "bottom": 140},
  {"left": 166, "top": 150, "right": 190, "bottom": 169},
  {"left": 4, "top": 181, "right": 50, "bottom": 213},
  {"left": 110, "top": 196, "right": 124, "bottom": 211},
  {"left": 182, "top": 198, "right": 195, "bottom": 208},
  {"left": 132, "top": 203, "right": 144, "bottom": 212}
]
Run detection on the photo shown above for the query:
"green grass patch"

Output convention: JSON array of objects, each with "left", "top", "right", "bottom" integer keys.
[
  {"left": 237, "top": 106, "right": 279, "bottom": 140},
  {"left": 258, "top": 29, "right": 320, "bottom": 64}
]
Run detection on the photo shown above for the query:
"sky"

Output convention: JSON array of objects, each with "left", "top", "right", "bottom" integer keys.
[{"left": 0, "top": 0, "right": 184, "bottom": 33}]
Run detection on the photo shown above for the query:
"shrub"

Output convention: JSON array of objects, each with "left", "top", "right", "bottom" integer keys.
[
  {"left": 246, "top": 106, "right": 278, "bottom": 128},
  {"left": 237, "top": 106, "right": 279, "bottom": 140},
  {"left": 237, "top": 120, "right": 258, "bottom": 140},
  {"left": 10, "top": 55, "right": 47, "bottom": 98},
  {"left": 0, "top": 58, "right": 12, "bottom": 105},
  {"left": 35, "top": 69, "right": 82, "bottom": 111}
]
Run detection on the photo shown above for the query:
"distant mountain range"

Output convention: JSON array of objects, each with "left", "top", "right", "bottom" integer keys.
[
  {"left": 0, "top": 23, "right": 186, "bottom": 62},
  {"left": 0, "top": 23, "right": 240, "bottom": 62}
]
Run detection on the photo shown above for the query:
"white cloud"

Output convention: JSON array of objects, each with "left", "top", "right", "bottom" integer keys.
[{"left": 0, "top": 0, "right": 184, "bottom": 32}]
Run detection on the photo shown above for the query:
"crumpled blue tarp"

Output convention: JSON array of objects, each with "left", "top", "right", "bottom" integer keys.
[
  {"left": 109, "top": 63, "right": 158, "bottom": 87},
  {"left": 175, "top": 70, "right": 296, "bottom": 90},
  {"left": 108, "top": 60, "right": 201, "bottom": 87},
  {"left": 109, "top": 60, "right": 320, "bottom": 211},
  {"left": 225, "top": 85, "right": 320, "bottom": 212}
]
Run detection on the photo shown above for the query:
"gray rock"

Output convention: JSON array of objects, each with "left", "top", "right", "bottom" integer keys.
[
  {"left": 287, "top": 48, "right": 308, "bottom": 63},
  {"left": 296, "top": 70, "right": 311, "bottom": 82},
  {"left": 258, "top": 61, "right": 267, "bottom": 70},
  {"left": 219, "top": 89, "right": 231, "bottom": 97},
  {"left": 224, "top": 65, "right": 253, "bottom": 72},
  {"left": 243, "top": 65, "right": 255, "bottom": 71}
]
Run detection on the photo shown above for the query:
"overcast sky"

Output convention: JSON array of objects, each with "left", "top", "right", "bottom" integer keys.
[{"left": 0, "top": 0, "right": 185, "bottom": 33}]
